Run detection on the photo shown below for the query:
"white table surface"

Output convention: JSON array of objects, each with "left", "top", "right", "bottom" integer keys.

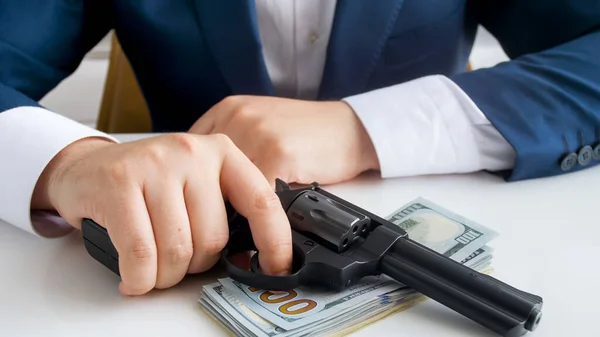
[{"left": 2, "top": 133, "right": 599, "bottom": 337}]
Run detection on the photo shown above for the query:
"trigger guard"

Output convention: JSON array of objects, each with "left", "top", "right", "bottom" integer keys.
[
  {"left": 221, "top": 243, "right": 307, "bottom": 291},
  {"left": 221, "top": 206, "right": 310, "bottom": 291}
]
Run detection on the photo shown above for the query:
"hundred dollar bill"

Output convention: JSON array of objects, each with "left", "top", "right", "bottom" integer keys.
[
  {"left": 219, "top": 275, "right": 400, "bottom": 330},
  {"left": 387, "top": 197, "right": 498, "bottom": 262},
  {"left": 201, "top": 281, "right": 424, "bottom": 337}
]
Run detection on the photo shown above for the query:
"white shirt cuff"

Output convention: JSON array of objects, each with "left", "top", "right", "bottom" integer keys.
[
  {"left": 343, "top": 75, "right": 516, "bottom": 178},
  {"left": 0, "top": 106, "right": 118, "bottom": 237}
]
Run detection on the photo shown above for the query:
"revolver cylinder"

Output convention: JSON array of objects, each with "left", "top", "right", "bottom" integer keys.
[{"left": 286, "top": 190, "right": 370, "bottom": 252}]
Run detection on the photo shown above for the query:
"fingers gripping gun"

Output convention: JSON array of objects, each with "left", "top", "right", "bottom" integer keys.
[{"left": 81, "top": 179, "right": 543, "bottom": 337}]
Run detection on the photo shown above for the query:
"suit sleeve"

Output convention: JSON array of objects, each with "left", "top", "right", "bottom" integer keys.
[
  {"left": 451, "top": 0, "right": 600, "bottom": 181},
  {"left": 0, "top": 0, "right": 112, "bottom": 110},
  {"left": 0, "top": 1, "right": 117, "bottom": 236}
]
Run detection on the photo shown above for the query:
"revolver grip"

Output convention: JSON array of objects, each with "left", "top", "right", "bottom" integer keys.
[
  {"left": 82, "top": 218, "right": 120, "bottom": 276},
  {"left": 381, "top": 237, "right": 543, "bottom": 337}
]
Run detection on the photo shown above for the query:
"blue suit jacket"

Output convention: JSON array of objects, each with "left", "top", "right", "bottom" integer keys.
[{"left": 1, "top": 0, "right": 600, "bottom": 181}]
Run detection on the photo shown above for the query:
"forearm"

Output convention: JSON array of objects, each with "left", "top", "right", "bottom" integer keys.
[{"left": 451, "top": 27, "right": 600, "bottom": 180}]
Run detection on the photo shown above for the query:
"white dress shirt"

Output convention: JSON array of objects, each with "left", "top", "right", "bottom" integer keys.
[{"left": 0, "top": 0, "right": 515, "bottom": 238}]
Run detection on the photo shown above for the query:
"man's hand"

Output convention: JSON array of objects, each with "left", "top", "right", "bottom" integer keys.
[
  {"left": 31, "top": 133, "right": 292, "bottom": 296},
  {"left": 189, "top": 96, "right": 380, "bottom": 186}
]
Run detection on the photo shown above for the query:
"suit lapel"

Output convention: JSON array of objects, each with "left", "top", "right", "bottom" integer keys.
[
  {"left": 191, "top": 0, "right": 274, "bottom": 96},
  {"left": 319, "top": 0, "right": 406, "bottom": 100}
]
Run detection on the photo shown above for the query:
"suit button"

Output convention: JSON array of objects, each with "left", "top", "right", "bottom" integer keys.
[
  {"left": 560, "top": 153, "right": 578, "bottom": 171},
  {"left": 578, "top": 146, "right": 593, "bottom": 166},
  {"left": 593, "top": 144, "right": 600, "bottom": 161}
]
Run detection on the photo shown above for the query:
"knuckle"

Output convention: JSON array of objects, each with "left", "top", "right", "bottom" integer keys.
[
  {"left": 197, "top": 235, "right": 229, "bottom": 256},
  {"left": 253, "top": 118, "right": 271, "bottom": 134},
  {"left": 210, "top": 133, "right": 235, "bottom": 150},
  {"left": 252, "top": 120, "right": 278, "bottom": 143},
  {"left": 265, "top": 138, "right": 293, "bottom": 165},
  {"left": 142, "top": 143, "right": 169, "bottom": 167},
  {"left": 270, "top": 139, "right": 290, "bottom": 158},
  {"left": 252, "top": 188, "right": 281, "bottom": 213},
  {"left": 230, "top": 105, "right": 256, "bottom": 123},
  {"left": 167, "top": 133, "right": 197, "bottom": 154},
  {"left": 167, "top": 243, "right": 194, "bottom": 264},
  {"left": 106, "top": 160, "right": 132, "bottom": 183},
  {"left": 128, "top": 239, "right": 157, "bottom": 261}
]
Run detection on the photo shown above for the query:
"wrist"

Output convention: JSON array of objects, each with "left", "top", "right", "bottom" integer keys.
[
  {"left": 337, "top": 101, "right": 380, "bottom": 173},
  {"left": 31, "top": 137, "right": 115, "bottom": 211},
  {"left": 357, "top": 120, "right": 380, "bottom": 172}
]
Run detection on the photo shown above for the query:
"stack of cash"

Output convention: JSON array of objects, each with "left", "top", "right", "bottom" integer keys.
[{"left": 199, "top": 198, "right": 497, "bottom": 337}]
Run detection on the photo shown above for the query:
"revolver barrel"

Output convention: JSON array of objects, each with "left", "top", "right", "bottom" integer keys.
[{"left": 381, "top": 237, "right": 543, "bottom": 337}]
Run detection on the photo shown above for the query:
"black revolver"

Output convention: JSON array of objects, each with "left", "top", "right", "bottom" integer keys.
[{"left": 81, "top": 179, "right": 543, "bottom": 337}]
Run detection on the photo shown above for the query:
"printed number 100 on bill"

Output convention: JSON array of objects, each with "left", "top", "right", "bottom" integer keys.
[{"left": 243, "top": 286, "right": 320, "bottom": 317}]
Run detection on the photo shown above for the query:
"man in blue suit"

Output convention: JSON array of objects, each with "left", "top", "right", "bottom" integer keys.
[{"left": 1, "top": 1, "right": 599, "bottom": 295}]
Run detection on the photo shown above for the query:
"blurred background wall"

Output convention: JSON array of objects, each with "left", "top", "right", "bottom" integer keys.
[{"left": 39, "top": 27, "right": 509, "bottom": 130}]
